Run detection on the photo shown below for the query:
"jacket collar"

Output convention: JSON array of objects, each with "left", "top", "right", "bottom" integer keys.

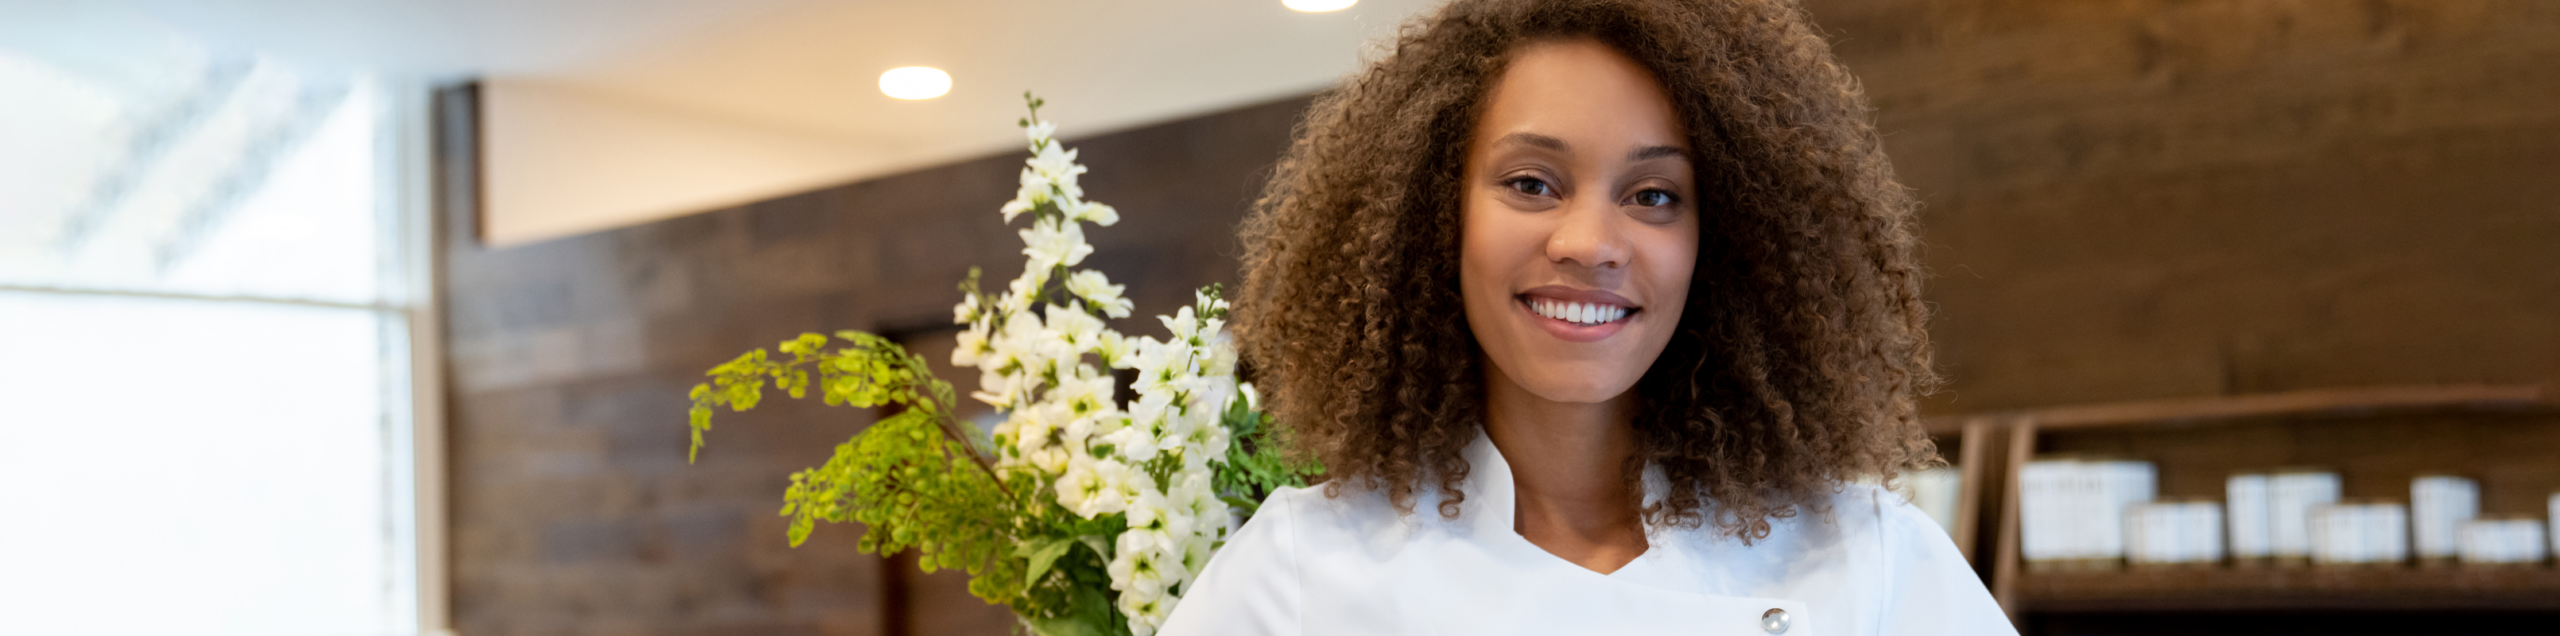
[
  {"left": 1457, "top": 430, "right": 1517, "bottom": 539},
  {"left": 1454, "top": 426, "right": 1672, "bottom": 542}
]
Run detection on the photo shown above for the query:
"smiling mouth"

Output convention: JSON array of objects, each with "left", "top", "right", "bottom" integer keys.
[{"left": 1521, "top": 294, "right": 1636, "bottom": 326}]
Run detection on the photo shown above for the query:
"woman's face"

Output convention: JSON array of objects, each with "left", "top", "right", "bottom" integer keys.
[{"left": 1460, "top": 38, "right": 1699, "bottom": 406}]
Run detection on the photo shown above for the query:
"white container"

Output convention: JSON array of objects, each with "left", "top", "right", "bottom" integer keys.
[
  {"left": 2093, "top": 460, "right": 2155, "bottom": 560},
  {"left": 2226, "top": 473, "right": 2272, "bottom": 560},
  {"left": 2460, "top": 517, "right": 2550, "bottom": 565},
  {"left": 2189, "top": 500, "right": 2228, "bottom": 564},
  {"left": 2019, "top": 459, "right": 2071, "bottom": 563},
  {"left": 1892, "top": 466, "right": 1964, "bottom": 539},
  {"left": 2310, "top": 501, "right": 2409, "bottom": 566},
  {"left": 2130, "top": 500, "right": 2227, "bottom": 565},
  {"left": 2269, "top": 470, "right": 2342, "bottom": 561},
  {"left": 2410, "top": 474, "right": 2478, "bottom": 561},
  {"left": 2021, "top": 457, "right": 2158, "bottom": 566},
  {"left": 2372, "top": 503, "right": 2409, "bottom": 563}
]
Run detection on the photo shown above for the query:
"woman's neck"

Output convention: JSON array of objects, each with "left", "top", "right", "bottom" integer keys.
[{"left": 1481, "top": 364, "right": 1649, "bottom": 574}]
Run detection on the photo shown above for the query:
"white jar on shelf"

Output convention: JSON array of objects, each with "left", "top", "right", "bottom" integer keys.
[
  {"left": 2227, "top": 473, "right": 2272, "bottom": 563},
  {"left": 2270, "top": 470, "right": 2342, "bottom": 564},
  {"left": 2127, "top": 499, "right": 2223, "bottom": 566},
  {"left": 2021, "top": 456, "right": 2157, "bottom": 569},
  {"left": 2460, "top": 517, "right": 2550, "bottom": 566},
  {"left": 2310, "top": 500, "right": 2408, "bottom": 567},
  {"left": 2410, "top": 474, "right": 2478, "bottom": 564}
]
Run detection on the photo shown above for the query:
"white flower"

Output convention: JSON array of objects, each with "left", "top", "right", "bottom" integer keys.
[
  {"left": 1054, "top": 369, "right": 1115, "bottom": 429},
  {"left": 1000, "top": 276, "right": 1040, "bottom": 315},
  {"left": 1198, "top": 421, "right": 1233, "bottom": 468},
  {"left": 951, "top": 327, "right": 989, "bottom": 368},
  {"left": 1063, "top": 198, "right": 1120, "bottom": 227},
  {"left": 1159, "top": 306, "right": 1200, "bottom": 343},
  {"left": 1128, "top": 337, "right": 1185, "bottom": 394},
  {"left": 1094, "top": 331, "right": 1135, "bottom": 369},
  {"left": 1128, "top": 484, "right": 1195, "bottom": 559},
  {"left": 1002, "top": 167, "right": 1050, "bottom": 223},
  {"left": 1045, "top": 302, "right": 1105, "bottom": 348},
  {"left": 1066, "top": 270, "right": 1133, "bottom": 319},
  {"left": 1058, "top": 454, "right": 1134, "bottom": 518},
  {"left": 1032, "top": 444, "right": 1072, "bottom": 476},
  {"left": 1116, "top": 574, "right": 1173, "bottom": 636},
  {"left": 1202, "top": 335, "right": 1239, "bottom": 379},
  {"left": 1021, "top": 217, "right": 1095, "bottom": 272},
  {"left": 970, "top": 367, "right": 1015, "bottom": 410},
  {"left": 1029, "top": 144, "right": 1086, "bottom": 200},
  {"left": 971, "top": 313, "right": 1048, "bottom": 408},
  {"left": 953, "top": 293, "right": 981, "bottom": 326},
  {"left": 1055, "top": 455, "right": 1104, "bottom": 515},
  {"left": 1103, "top": 423, "right": 1160, "bottom": 464},
  {"left": 1172, "top": 533, "right": 1215, "bottom": 592},
  {"left": 972, "top": 357, "right": 1028, "bottom": 409},
  {"left": 1025, "top": 119, "right": 1058, "bottom": 146},
  {"left": 1180, "top": 476, "right": 1233, "bottom": 542},
  {"left": 1240, "top": 382, "right": 1261, "bottom": 411},
  {"left": 1110, "top": 529, "right": 1169, "bottom": 598},
  {"left": 1012, "top": 407, "right": 1059, "bottom": 455},
  {"left": 1088, "top": 457, "right": 1134, "bottom": 512},
  {"left": 1109, "top": 393, "right": 1172, "bottom": 462}
]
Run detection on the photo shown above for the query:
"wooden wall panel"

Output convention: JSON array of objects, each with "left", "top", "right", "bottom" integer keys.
[{"left": 1812, "top": 0, "right": 2560, "bottom": 413}]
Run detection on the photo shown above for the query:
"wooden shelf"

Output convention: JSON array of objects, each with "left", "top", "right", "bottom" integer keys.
[
  {"left": 1940, "top": 382, "right": 2560, "bottom": 623},
  {"left": 2015, "top": 566, "right": 2560, "bottom": 612}
]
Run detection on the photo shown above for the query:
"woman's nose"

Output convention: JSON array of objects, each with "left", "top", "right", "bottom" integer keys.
[{"left": 1545, "top": 195, "right": 1630, "bottom": 270}]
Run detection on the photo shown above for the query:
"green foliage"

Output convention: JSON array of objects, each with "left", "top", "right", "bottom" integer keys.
[
  {"left": 686, "top": 332, "right": 1023, "bottom": 592},
  {"left": 1212, "top": 384, "right": 1322, "bottom": 520},
  {"left": 686, "top": 329, "right": 1147, "bottom": 632}
]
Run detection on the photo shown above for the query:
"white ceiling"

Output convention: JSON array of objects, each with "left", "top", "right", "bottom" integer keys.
[{"left": 1, "top": 0, "right": 1448, "bottom": 243}]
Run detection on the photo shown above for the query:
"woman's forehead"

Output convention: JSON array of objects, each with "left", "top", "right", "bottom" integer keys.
[{"left": 1475, "top": 39, "right": 1689, "bottom": 158}]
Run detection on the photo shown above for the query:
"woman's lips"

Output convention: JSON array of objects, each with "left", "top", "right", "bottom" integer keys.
[{"left": 1515, "top": 287, "right": 1639, "bottom": 343}]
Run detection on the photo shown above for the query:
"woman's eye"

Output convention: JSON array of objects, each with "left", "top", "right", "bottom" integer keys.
[
  {"left": 1632, "top": 189, "right": 1678, "bottom": 208},
  {"left": 1504, "top": 177, "right": 1554, "bottom": 198}
]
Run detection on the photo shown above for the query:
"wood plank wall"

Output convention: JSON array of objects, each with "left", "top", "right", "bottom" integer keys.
[{"left": 1815, "top": 0, "right": 2560, "bottom": 411}]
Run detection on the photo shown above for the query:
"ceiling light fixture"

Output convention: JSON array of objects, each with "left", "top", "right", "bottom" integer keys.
[
  {"left": 1285, "top": 0, "right": 1356, "bottom": 12},
  {"left": 879, "top": 66, "right": 952, "bottom": 100}
]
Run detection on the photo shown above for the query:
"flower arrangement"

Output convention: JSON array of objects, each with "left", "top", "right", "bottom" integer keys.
[{"left": 685, "top": 94, "right": 1315, "bottom": 636}]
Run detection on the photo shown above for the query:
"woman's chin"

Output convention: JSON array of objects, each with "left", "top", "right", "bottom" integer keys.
[{"left": 1515, "top": 373, "right": 1641, "bottom": 406}]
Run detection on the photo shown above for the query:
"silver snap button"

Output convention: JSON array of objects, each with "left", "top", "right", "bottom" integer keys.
[{"left": 1760, "top": 607, "right": 1790, "bottom": 634}]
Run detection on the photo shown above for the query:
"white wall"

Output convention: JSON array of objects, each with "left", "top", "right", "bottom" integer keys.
[{"left": 479, "top": 79, "right": 886, "bottom": 245}]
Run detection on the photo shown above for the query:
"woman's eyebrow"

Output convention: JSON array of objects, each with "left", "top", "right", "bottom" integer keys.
[
  {"left": 1628, "top": 145, "right": 1686, "bottom": 161},
  {"left": 1497, "top": 132, "right": 1570, "bottom": 152}
]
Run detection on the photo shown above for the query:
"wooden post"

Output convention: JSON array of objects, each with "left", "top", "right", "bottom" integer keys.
[
  {"left": 1994, "top": 418, "right": 2038, "bottom": 628},
  {"left": 1954, "top": 418, "right": 1994, "bottom": 565}
]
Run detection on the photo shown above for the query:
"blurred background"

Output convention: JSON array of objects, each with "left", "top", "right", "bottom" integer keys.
[{"left": 3, "top": 1, "right": 2556, "bottom": 635}]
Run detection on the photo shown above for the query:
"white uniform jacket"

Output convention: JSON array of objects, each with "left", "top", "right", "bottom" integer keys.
[{"left": 1159, "top": 432, "right": 2016, "bottom": 636}]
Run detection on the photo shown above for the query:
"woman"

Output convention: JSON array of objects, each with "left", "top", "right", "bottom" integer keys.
[{"left": 1162, "top": 0, "right": 2011, "bottom": 634}]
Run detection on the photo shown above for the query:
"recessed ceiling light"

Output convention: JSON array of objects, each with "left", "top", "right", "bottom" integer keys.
[
  {"left": 879, "top": 66, "right": 952, "bottom": 100},
  {"left": 1285, "top": 0, "right": 1356, "bottom": 12}
]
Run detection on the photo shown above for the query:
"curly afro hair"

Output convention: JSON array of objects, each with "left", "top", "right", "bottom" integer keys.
[{"left": 1232, "top": 0, "right": 1940, "bottom": 541}]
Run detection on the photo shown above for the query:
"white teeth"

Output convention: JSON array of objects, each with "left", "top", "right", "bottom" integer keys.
[{"left": 1528, "top": 297, "right": 1630, "bottom": 325}]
